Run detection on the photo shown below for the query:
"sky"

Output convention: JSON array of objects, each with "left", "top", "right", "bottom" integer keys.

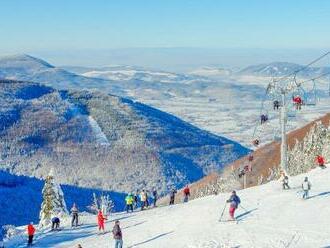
[{"left": 0, "top": 0, "right": 329, "bottom": 70}]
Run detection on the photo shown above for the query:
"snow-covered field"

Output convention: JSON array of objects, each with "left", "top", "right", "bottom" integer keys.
[{"left": 6, "top": 166, "right": 330, "bottom": 248}]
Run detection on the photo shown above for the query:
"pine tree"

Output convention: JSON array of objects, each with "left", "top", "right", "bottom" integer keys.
[{"left": 39, "top": 169, "right": 68, "bottom": 227}]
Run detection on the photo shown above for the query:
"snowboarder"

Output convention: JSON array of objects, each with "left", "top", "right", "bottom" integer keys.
[
  {"left": 169, "top": 188, "right": 177, "bottom": 205},
  {"left": 125, "top": 193, "right": 134, "bottom": 213},
  {"left": 302, "top": 177, "right": 311, "bottom": 199},
  {"left": 226, "top": 191, "right": 241, "bottom": 220},
  {"left": 51, "top": 217, "right": 60, "bottom": 231},
  {"left": 71, "top": 203, "right": 79, "bottom": 227},
  {"left": 282, "top": 175, "right": 290, "bottom": 190},
  {"left": 27, "top": 222, "right": 35, "bottom": 246},
  {"left": 293, "top": 95, "right": 302, "bottom": 110},
  {"left": 112, "top": 220, "right": 123, "bottom": 248},
  {"left": 97, "top": 210, "right": 107, "bottom": 233},
  {"left": 316, "top": 155, "right": 327, "bottom": 169},
  {"left": 183, "top": 185, "right": 190, "bottom": 203},
  {"left": 152, "top": 188, "right": 158, "bottom": 207},
  {"left": 273, "top": 100, "right": 280, "bottom": 110},
  {"left": 140, "top": 190, "right": 147, "bottom": 210}
]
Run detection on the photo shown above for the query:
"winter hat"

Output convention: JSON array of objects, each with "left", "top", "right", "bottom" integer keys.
[{"left": 232, "top": 190, "right": 236, "bottom": 194}]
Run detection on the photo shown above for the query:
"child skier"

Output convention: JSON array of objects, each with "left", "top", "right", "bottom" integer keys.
[
  {"left": 97, "top": 210, "right": 107, "bottom": 233},
  {"left": 302, "top": 177, "right": 312, "bottom": 199},
  {"left": 71, "top": 203, "right": 79, "bottom": 227},
  {"left": 51, "top": 217, "right": 60, "bottom": 231},
  {"left": 183, "top": 185, "right": 190, "bottom": 203},
  {"left": 27, "top": 222, "right": 35, "bottom": 246},
  {"left": 226, "top": 191, "right": 241, "bottom": 220}
]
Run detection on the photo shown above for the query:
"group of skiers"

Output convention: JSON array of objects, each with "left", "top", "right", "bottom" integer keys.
[
  {"left": 124, "top": 185, "right": 191, "bottom": 212},
  {"left": 124, "top": 188, "right": 158, "bottom": 213},
  {"left": 25, "top": 203, "right": 80, "bottom": 246}
]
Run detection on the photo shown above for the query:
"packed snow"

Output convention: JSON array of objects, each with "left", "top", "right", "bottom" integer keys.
[{"left": 5, "top": 166, "right": 330, "bottom": 248}]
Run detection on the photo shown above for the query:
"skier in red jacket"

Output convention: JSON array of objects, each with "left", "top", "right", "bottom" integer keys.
[
  {"left": 183, "top": 185, "right": 191, "bottom": 203},
  {"left": 316, "top": 155, "right": 326, "bottom": 169},
  {"left": 27, "top": 222, "right": 35, "bottom": 246},
  {"left": 97, "top": 210, "right": 107, "bottom": 233}
]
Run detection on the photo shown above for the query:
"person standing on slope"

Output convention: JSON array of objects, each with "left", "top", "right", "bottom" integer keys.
[
  {"left": 183, "top": 185, "right": 191, "bottom": 203},
  {"left": 27, "top": 222, "right": 35, "bottom": 246},
  {"left": 140, "top": 190, "right": 147, "bottom": 210},
  {"left": 316, "top": 155, "right": 327, "bottom": 169},
  {"left": 226, "top": 191, "right": 241, "bottom": 220},
  {"left": 71, "top": 203, "right": 79, "bottom": 227},
  {"left": 134, "top": 190, "right": 139, "bottom": 209},
  {"left": 125, "top": 193, "right": 134, "bottom": 213},
  {"left": 97, "top": 210, "right": 107, "bottom": 233},
  {"left": 112, "top": 220, "right": 123, "bottom": 248},
  {"left": 302, "top": 177, "right": 312, "bottom": 199},
  {"left": 152, "top": 188, "right": 158, "bottom": 207},
  {"left": 282, "top": 175, "right": 290, "bottom": 190},
  {"left": 169, "top": 188, "right": 177, "bottom": 205}
]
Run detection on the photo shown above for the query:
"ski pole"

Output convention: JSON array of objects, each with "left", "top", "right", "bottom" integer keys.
[{"left": 219, "top": 202, "right": 227, "bottom": 222}]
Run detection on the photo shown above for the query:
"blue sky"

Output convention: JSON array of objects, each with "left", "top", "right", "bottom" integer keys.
[{"left": 0, "top": 0, "right": 329, "bottom": 69}]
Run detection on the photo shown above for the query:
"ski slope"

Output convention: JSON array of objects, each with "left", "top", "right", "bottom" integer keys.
[{"left": 6, "top": 166, "right": 330, "bottom": 248}]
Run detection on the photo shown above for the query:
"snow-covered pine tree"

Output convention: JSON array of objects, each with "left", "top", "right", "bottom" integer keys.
[
  {"left": 287, "top": 121, "right": 328, "bottom": 175},
  {"left": 39, "top": 169, "right": 68, "bottom": 227}
]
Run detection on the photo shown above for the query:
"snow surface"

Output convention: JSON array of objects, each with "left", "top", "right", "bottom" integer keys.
[{"left": 6, "top": 166, "right": 330, "bottom": 248}]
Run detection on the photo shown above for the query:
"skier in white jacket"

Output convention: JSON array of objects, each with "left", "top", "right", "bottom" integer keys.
[{"left": 302, "top": 177, "right": 311, "bottom": 199}]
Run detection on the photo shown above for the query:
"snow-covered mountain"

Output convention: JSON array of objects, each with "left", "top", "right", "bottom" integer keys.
[
  {"left": 65, "top": 65, "right": 200, "bottom": 83},
  {"left": 5, "top": 166, "right": 330, "bottom": 247},
  {"left": 1, "top": 54, "right": 329, "bottom": 149},
  {"left": 238, "top": 61, "right": 330, "bottom": 77},
  {"left": 0, "top": 79, "right": 249, "bottom": 195},
  {"left": 189, "top": 66, "right": 232, "bottom": 78}
]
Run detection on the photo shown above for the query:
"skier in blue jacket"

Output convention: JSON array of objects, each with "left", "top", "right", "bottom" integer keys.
[{"left": 226, "top": 191, "right": 241, "bottom": 220}]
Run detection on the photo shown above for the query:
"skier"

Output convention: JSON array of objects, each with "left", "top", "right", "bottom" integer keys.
[
  {"left": 125, "top": 193, "right": 134, "bottom": 213},
  {"left": 282, "top": 175, "right": 290, "bottom": 190},
  {"left": 145, "top": 190, "right": 150, "bottom": 208},
  {"left": 169, "top": 188, "right": 177, "bottom": 205},
  {"left": 97, "top": 210, "right": 107, "bottom": 233},
  {"left": 27, "top": 222, "right": 35, "bottom": 246},
  {"left": 302, "top": 177, "right": 312, "bottom": 199},
  {"left": 112, "top": 220, "right": 123, "bottom": 248},
  {"left": 71, "top": 203, "right": 79, "bottom": 227},
  {"left": 51, "top": 217, "right": 60, "bottom": 231},
  {"left": 293, "top": 95, "right": 302, "bottom": 110},
  {"left": 140, "top": 190, "right": 147, "bottom": 210},
  {"left": 134, "top": 190, "right": 139, "bottom": 209},
  {"left": 226, "top": 191, "right": 241, "bottom": 220},
  {"left": 316, "top": 155, "right": 327, "bottom": 169},
  {"left": 183, "top": 185, "right": 190, "bottom": 203},
  {"left": 273, "top": 100, "right": 280, "bottom": 110},
  {"left": 152, "top": 188, "right": 158, "bottom": 207}
]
